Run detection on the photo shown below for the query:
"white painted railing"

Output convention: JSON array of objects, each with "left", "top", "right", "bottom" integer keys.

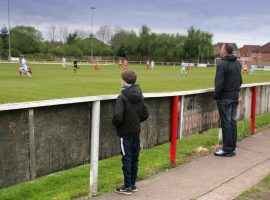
[{"left": 0, "top": 82, "right": 270, "bottom": 192}]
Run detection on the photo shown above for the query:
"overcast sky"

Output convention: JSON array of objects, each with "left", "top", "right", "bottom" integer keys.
[{"left": 0, "top": 0, "right": 269, "bottom": 47}]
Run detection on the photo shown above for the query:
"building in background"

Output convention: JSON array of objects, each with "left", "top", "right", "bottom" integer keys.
[
  {"left": 213, "top": 43, "right": 239, "bottom": 57},
  {"left": 239, "top": 42, "right": 270, "bottom": 66}
]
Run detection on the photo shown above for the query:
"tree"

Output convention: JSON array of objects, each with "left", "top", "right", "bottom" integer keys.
[
  {"left": 66, "top": 32, "right": 79, "bottom": 45},
  {"left": 0, "top": 26, "right": 9, "bottom": 58},
  {"left": 76, "top": 29, "right": 89, "bottom": 40},
  {"left": 149, "top": 33, "right": 175, "bottom": 61},
  {"left": 0, "top": 26, "right": 9, "bottom": 50},
  {"left": 137, "top": 25, "right": 151, "bottom": 57},
  {"left": 48, "top": 25, "right": 57, "bottom": 42},
  {"left": 183, "top": 26, "right": 213, "bottom": 61},
  {"left": 124, "top": 32, "right": 139, "bottom": 57},
  {"left": 110, "top": 27, "right": 128, "bottom": 48},
  {"left": 111, "top": 27, "right": 139, "bottom": 58},
  {"left": 65, "top": 46, "right": 83, "bottom": 57},
  {"left": 0, "top": 38, "right": 3, "bottom": 50},
  {"left": 96, "top": 25, "right": 113, "bottom": 44},
  {"left": 116, "top": 44, "right": 126, "bottom": 57},
  {"left": 10, "top": 26, "right": 44, "bottom": 54},
  {"left": 110, "top": 25, "right": 187, "bottom": 61},
  {"left": 59, "top": 27, "right": 68, "bottom": 43}
]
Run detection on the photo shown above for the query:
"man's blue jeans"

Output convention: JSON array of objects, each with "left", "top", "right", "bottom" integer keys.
[{"left": 217, "top": 99, "right": 238, "bottom": 152}]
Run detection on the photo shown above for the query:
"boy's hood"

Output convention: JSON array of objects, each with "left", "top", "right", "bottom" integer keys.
[{"left": 122, "top": 84, "right": 143, "bottom": 104}]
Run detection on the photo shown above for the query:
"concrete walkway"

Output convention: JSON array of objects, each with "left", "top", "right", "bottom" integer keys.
[{"left": 79, "top": 129, "right": 270, "bottom": 200}]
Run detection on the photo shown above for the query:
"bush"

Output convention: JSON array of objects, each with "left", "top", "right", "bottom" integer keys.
[
  {"left": 65, "top": 46, "right": 84, "bottom": 57},
  {"left": 0, "top": 49, "right": 8, "bottom": 58},
  {"left": 11, "top": 48, "right": 20, "bottom": 57}
]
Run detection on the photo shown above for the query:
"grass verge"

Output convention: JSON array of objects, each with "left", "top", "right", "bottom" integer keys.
[
  {"left": 235, "top": 174, "right": 270, "bottom": 200},
  {"left": 1, "top": 112, "right": 270, "bottom": 200}
]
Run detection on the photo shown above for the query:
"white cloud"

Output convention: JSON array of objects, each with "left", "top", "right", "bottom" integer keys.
[{"left": 0, "top": 0, "right": 269, "bottom": 47}]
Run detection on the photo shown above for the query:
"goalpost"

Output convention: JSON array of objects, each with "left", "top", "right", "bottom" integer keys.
[
  {"left": 95, "top": 60, "right": 116, "bottom": 66},
  {"left": 214, "top": 58, "right": 245, "bottom": 67},
  {"left": 77, "top": 60, "right": 116, "bottom": 66}
]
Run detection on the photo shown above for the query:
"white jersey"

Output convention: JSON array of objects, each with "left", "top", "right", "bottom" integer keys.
[
  {"left": 21, "top": 58, "right": 27, "bottom": 66},
  {"left": 181, "top": 63, "right": 186, "bottom": 69}
]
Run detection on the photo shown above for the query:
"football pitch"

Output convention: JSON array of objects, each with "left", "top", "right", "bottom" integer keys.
[{"left": 1, "top": 62, "right": 270, "bottom": 104}]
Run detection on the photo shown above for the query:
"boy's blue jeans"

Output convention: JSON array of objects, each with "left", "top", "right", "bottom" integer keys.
[{"left": 119, "top": 136, "right": 140, "bottom": 188}]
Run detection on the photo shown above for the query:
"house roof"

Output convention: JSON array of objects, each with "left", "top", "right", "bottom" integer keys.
[
  {"left": 216, "top": 43, "right": 239, "bottom": 51},
  {"left": 240, "top": 45, "right": 261, "bottom": 53},
  {"left": 260, "top": 42, "right": 270, "bottom": 53}
]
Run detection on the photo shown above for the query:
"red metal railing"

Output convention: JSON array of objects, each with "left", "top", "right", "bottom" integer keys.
[{"left": 170, "top": 96, "right": 179, "bottom": 166}]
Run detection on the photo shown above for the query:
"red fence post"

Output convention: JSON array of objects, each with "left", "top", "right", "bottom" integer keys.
[
  {"left": 170, "top": 96, "right": 179, "bottom": 166},
  {"left": 250, "top": 86, "right": 257, "bottom": 135}
]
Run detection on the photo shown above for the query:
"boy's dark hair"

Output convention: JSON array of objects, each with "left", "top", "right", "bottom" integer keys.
[
  {"left": 224, "top": 43, "right": 234, "bottom": 54},
  {"left": 121, "top": 70, "right": 137, "bottom": 84}
]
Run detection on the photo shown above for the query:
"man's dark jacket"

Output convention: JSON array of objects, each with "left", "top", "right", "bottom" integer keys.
[
  {"left": 112, "top": 84, "right": 149, "bottom": 138},
  {"left": 213, "top": 55, "right": 243, "bottom": 100}
]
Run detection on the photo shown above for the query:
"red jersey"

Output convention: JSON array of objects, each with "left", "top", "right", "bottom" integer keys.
[
  {"left": 124, "top": 59, "right": 128, "bottom": 66},
  {"left": 93, "top": 59, "right": 97, "bottom": 66}
]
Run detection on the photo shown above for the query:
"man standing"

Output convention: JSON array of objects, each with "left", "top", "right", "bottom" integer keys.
[{"left": 213, "top": 43, "right": 242, "bottom": 157}]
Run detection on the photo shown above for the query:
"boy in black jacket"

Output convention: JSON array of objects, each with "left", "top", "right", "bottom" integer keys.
[{"left": 112, "top": 70, "right": 149, "bottom": 195}]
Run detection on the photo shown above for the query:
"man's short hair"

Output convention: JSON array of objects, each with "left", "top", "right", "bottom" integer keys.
[
  {"left": 121, "top": 70, "right": 137, "bottom": 84},
  {"left": 224, "top": 43, "right": 234, "bottom": 54}
]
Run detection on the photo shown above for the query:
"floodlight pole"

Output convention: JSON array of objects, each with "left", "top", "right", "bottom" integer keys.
[
  {"left": 90, "top": 7, "right": 96, "bottom": 61},
  {"left": 8, "top": 0, "right": 11, "bottom": 61},
  {"left": 197, "top": 45, "right": 201, "bottom": 65}
]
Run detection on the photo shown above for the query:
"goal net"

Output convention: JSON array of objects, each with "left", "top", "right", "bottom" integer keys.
[{"left": 214, "top": 58, "right": 245, "bottom": 67}]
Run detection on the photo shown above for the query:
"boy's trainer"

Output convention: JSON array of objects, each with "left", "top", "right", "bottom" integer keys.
[{"left": 115, "top": 186, "right": 133, "bottom": 195}]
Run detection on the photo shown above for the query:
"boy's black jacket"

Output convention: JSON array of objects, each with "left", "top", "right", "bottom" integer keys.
[
  {"left": 112, "top": 84, "right": 149, "bottom": 138},
  {"left": 213, "top": 55, "right": 243, "bottom": 100}
]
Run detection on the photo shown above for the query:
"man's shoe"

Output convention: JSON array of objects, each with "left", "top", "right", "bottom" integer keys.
[
  {"left": 214, "top": 150, "right": 235, "bottom": 157},
  {"left": 131, "top": 185, "right": 138, "bottom": 192},
  {"left": 115, "top": 186, "right": 132, "bottom": 195}
]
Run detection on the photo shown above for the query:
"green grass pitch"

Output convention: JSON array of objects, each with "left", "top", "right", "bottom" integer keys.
[{"left": 0, "top": 62, "right": 270, "bottom": 104}]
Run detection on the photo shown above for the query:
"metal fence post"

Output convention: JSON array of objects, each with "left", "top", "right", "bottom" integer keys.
[
  {"left": 170, "top": 96, "right": 179, "bottom": 167},
  {"left": 250, "top": 86, "right": 257, "bottom": 135},
  {"left": 89, "top": 100, "right": 101, "bottom": 197},
  {"left": 28, "top": 108, "right": 36, "bottom": 179}
]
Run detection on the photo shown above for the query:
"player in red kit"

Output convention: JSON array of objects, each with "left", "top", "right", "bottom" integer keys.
[
  {"left": 243, "top": 64, "right": 248, "bottom": 75},
  {"left": 118, "top": 59, "right": 123, "bottom": 68},
  {"left": 186, "top": 63, "right": 190, "bottom": 73},
  {"left": 146, "top": 60, "right": 150, "bottom": 69},
  {"left": 92, "top": 59, "right": 99, "bottom": 71},
  {"left": 123, "top": 59, "right": 128, "bottom": 70}
]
